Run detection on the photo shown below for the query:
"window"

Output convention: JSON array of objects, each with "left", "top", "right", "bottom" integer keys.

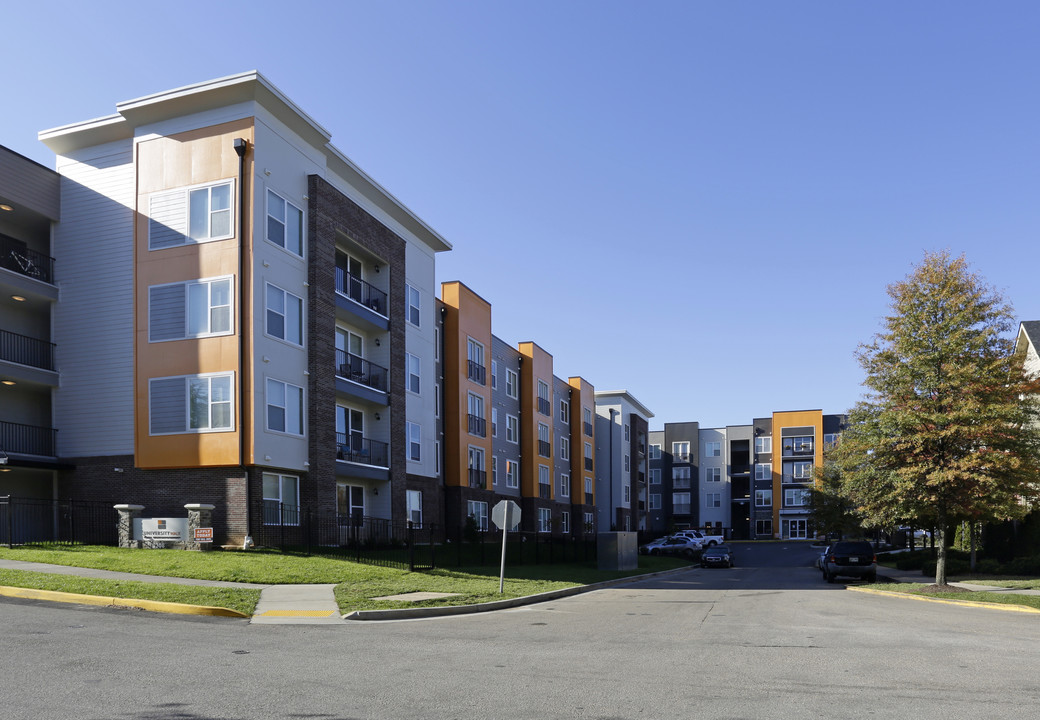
[
  {"left": 506, "top": 415, "right": 519, "bottom": 444},
  {"left": 491, "top": 360, "right": 497, "bottom": 389},
  {"left": 788, "top": 518, "right": 808, "bottom": 539},
  {"left": 263, "top": 473, "right": 299, "bottom": 525},
  {"left": 673, "top": 492, "right": 691, "bottom": 514},
  {"left": 538, "top": 507, "right": 551, "bottom": 533},
  {"left": 266, "top": 189, "right": 303, "bottom": 257},
  {"left": 406, "top": 284, "right": 421, "bottom": 327},
  {"left": 649, "top": 444, "right": 661, "bottom": 460},
  {"left": 561, "top": 511, "right": 570, "bottom": 534},
  {"left": 649, "top": 493, "right": 661, "bottom": 510},
  {"left": 467, "top": 500, "right": 488, "bottom": 532},
  {"left": 407, "top": 422, "right": 421, "bottom": 461},
  {"left": 584, "top": 442, "right": 593, "bottom": 468},
  {"left": 468, "top": 446, "right": 486, "bottom": 488},
  {"left": 782, "top": 435, "right": 814, "bottom": 456},
  {"left": 266, "top": 378, "right": 304, "bottom": 435},
  {"left": 466, "top": 338, "right": 485, "bottom": 384},
  {"left": 538, "top": 423, "right": 551, "bottom": 456},
  {"left": 435, "top": 385, "right": 440, "bottom": 418},
  {"left": 785, "top": 488, "right": 811, "bottom": 507},
  {"left": 672, "top": 441, "right": 690, "bottom": 461},
  {"left": 560, "top": 399, "right": 570, "bottom": 423},
  {"left": 623, "top": 484, "right": 630, "bottom": 503},
  {"left": 755, "top": 489, "right": 773, "bottom": 507},
  {"left": 337, "top": 484, "right": 364, "bottom": 522},
  {"left": 492, "top": 455, "right": 498, "bottom": 485},
  {"left": 491, "top": 407, "right": 498, "bottom": 437},
  {"left": 265, "top": 283, "right": 303, "bottom": 345},
  {"left": 755, "top": 436, "right": 772, "bottom": 454},
  {"left": 584, "top": 512, "right": 594, "bottom": 531},
  {"left": 467, "top": 393, "right": 485, "bottom": 437},
  {"left": 624, "top": 454, "right": 630, "bottom": 472},
  {"left": 149, "top": 180, "right": 234, "bottom": 250},
  {"left": 435, "top": 441, "right": 440, "bottom": 474},
  {"left": 706, "top": 493, "right": 721, "bottom": 508},
  {"left": 705, "top": 467, "right": 721, "bottom": 482},
  {"left": 824, "top": 433, "right": 840, "bottom": 450},
  {"left": 584, "top": 476, "right": 593, "bottom": 495},
  {"left": 407, "top": 490, "right": 422, "bottom": 527},
  {"left": 506, "top": 369, "right": 518, "bottom": 398},
  {"left": 756, "top": 519, "right": 773, "bottom": 537},
  {"left": 537, "top": 380, "right": 550, "bottom": 415},
  {"left": 755, "top": 463, "right": 772, "bottom": 481},
  {"left": 583, "top": 407, "right": 593, "bottom": 434},
  {"left": 149, "top": 372, "right": 234, "bottom": 435},
  {"left": 149, "top": 277, "right": 233, "bottom": 342},
  {"left": 559, "top": 473, "right": 570, "bottom": 498},
  {"left": 406, "top": 354, "right": 421, "bottom": 394},
  {"left": 624, "top": 424, "right": 630, "bottom": 442},
  {"left": 434, "top": 327, "right": 439, "bottom": 361},
  {"left": 705, "top": 441, "right": 721, "bottom": 457},
  {"left": 649, "top": 469, "right": 661, "bottom": 485},
  {"left": 792, "top": 461, "right": 813, "bottom": 480},
  {"left": 506, "top": 460, "right": 519, "bottom": 488},
  {"left": 560, "top": 437, "right": 570, "bottom": 460},
  {"left": 672, "top": 466, "right": 691, "bottom": 488},
  {"left": 539, "top": 464, "right": 550, "bottom": 486}
]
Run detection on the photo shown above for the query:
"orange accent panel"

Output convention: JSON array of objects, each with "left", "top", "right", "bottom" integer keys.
[
  {"left": 771, "top": 409, "right": 824, "bottom": 535},
  {"left": 518, "top": 342, "right": 553, "bottom": 499},
  {"left": 568, "top": 377, "right": 595, "bottom": 503}
]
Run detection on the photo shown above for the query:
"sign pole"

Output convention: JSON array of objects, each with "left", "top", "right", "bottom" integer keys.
[{"left": 499, "top": 507, "right": 509, "bottom": 594}]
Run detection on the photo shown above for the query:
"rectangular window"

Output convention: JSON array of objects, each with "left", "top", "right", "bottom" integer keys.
[
  {"left": 266, "top": 189, "right": 303, "bottom": 257},
  {"left": 649, "top": 444, "right": 661, "bottom": 460},
  {"left": 793, "top": 461, "right": 814, "bottom": 480},
  {"left": 539, "top": 464, "right": 550, "bottom": 486},
  {"left": 672, "top": 441, "right": 690, "bottom": 462},
  {"left": 584, "top": 476, "right": 593, "bottom": 495},
  {"left": 491, "top": 359, "right": 498, "bottom": 389},
  {"left": 785, "top": 488, "right": 811, "bottom": 507},
  {"left": 149, "top": 372, "right": 234, "bottom": 435},
  {"left": 435, "top": 384, "right": 440, "bottom": 418},
  {"left": 538, "top": 507, "right": 551, "bottom": 533},
  {"left": 337, "top": 484, "right": 364, "bottom": 522},
  {"left": 624, "top": 454, "right": 630, "bottom": 472},
  {"left": 755, "top": 463, "right": 772, "bottom": 481},
  {"left": 467, "top": 392, "right": 486, "bottom": 437},
  {"left": 782, "top": 436, "right": 814, "bottom": 456},
  {"left": 435, "top": 441, "right": 440, "bottom": 474},
  {"left": 756, "top": 519, "right": 773, "bottom": 537},
  {"left": 624, "top": 424, "right": 630, "bottom": 442},
  {"left": 466, "top": 338, "right": 486, "bottom": 384},
  {"left": 266, "top": 378, "right": 304, "bottom": 435},
  {"left": 560, "top": 437, "right": 570, "bottom": 460},
  {"left": 406, "top": 284, "right": 421, "bottom": 327},
  {"left": 584, "top": 442, "right": 593, "bottom": 468},
  {"left": 506, "top": 369, "right": 518, "bottom": 398},
  {"left": 149, "top": 276, "right": 233, "bottom": 342},
  {"left": 705, "top": 441, "right": 721, "bottom": 457},
  {"left": 623, "top": 484, "right": 631, "bottom": 503},
  {"left": 506, "top": 415, "right": 519, "bottom": 444},
  {"left": 584, "top": 512, "right": 594, "bottom": 531},
  {"left": 538, "top": 423, "right": 551, "bottom": 457},
  {"left": 672, "top": 466, "right": 691, "bottom": 488},
  {"left": 491, "top": 407, "right": 498, "bottom": 437},
  {"left": 506, "top": 460, "right": 519, "bottom": 488},
  {"left": 824, "top": 433, "right": 839, "bottom": 450},
  {"left": 705, "top": 467, "right": 721, "bottom": 482},
  {"left": 537, "top": 380, "right": 551, "bottom": 415},
  {"left": 492, "top": 455, "right": 498, "bottom": 485},
  {"left": 407, "top": 422, "right": 421, "bottom": 461},
  {"left": 407, "top": 490, "right": 423, "bottom": 527},
  {"left": 649, "top": 469, "right": 661, "bottom": 485},
  {"left": 560, "top": 399, "right": 570, "bottom": 423},
  {"left": 561, "top": 511, "right": 570, "bottom": 534},
  {"left": 755, "top": 489, "right": 773, "bottom": 507},
  {"left": 706, "top": 493, "right": 721, "bottom": 508},
  {"left": 149, "top": 180, "right": 235, "bottom": 250},
  {"left": 649, "top": 494, "right": 661, "bottom": 510},
  {"left": 673, "top": 492, "right": 691, "bottom": 514},
  {"left": 406, "top": 354, "right": 421, "bottom": 394},
  {"left": 265, "top": 283, "right": 303, "bottom": 345},
  {"left": 560, "top": 473, "right": 570, "bottom": 498},
  {"left": 262, "top": 473, "right": 299, "bottom": 525},
  {"left": 467, "top": 500, "right": 488, "bottom": 532},
  {"left": 583, "top": 407, "right": 592, "bottom": 435},
  {"left": 755, "top": 436, "right": 772, "bottom": 454}
]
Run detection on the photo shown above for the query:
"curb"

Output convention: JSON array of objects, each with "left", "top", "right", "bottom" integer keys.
[
  {"left": 847, "top": 585, "right": 1040, "bottom": 614},
  {"left": 0, "top": 585, "right": 249, "bottom": 618},
  {"left": 344, "top": 564, "right": 695, "bottom": 621}
]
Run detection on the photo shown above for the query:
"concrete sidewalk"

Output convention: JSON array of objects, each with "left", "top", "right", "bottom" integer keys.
[{"left": 880, "top": 565, "right": 1040, "bottom": 595}]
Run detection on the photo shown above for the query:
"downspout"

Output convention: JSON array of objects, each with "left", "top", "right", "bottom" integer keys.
[
  {"left": 233, "top": 138, "right": 250, "bottom": 546},
  {"left": 609, "top": 408, "right": 617, "bottom": 530}
]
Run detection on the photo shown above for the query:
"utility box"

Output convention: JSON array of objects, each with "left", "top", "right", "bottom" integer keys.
[{"left": 597, "top": 531, "right": 639, "bottom": 571}]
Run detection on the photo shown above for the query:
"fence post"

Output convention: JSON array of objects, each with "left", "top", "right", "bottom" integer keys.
[
  {"left": 306, "top": 508, "right": 312, "bottom": 557},
  {"left": 4, "top": 496, "right": 11, "bottom": 549},
  {"left": 279, "top": 502, "right": 285, "bottom": 549},
  {"left": 430, "top": 524, "right": 436, "bottom": 569},
  {"left": 68, "top": 498, "right": 75, "bottom": 546},
  {"left": 408, "top": 521, "right": 415, "bottom": 572}
]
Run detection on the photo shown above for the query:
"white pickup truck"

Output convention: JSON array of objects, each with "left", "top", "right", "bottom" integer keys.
[{"left": 675, "top": 530, "right": 725, "bottom": 547}]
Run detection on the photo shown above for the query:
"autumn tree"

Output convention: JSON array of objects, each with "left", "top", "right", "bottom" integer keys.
[{"left": 832, "top": 251, "right": 1040, "bottom": 586}]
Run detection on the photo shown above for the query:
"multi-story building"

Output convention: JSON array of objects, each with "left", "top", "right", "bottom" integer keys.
[
  {"left": 594, "top": 390, "right": 653, "bottom": 532},
  {"left": 32, "top": 71, "right": 451, "bottom": 544},
  {"left": 0, "top": 146, "right": 62, "bottom": 505}
]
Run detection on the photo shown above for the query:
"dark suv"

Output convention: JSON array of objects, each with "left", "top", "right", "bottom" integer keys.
[{"left": 822, "top": 540, "right": 877, "bottom": 583}]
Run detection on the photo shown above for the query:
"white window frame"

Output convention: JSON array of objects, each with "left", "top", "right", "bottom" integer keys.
[
  {"left": 149, "top": 372, "right": 235, "bottom": 435},
  {"left": 491, "top": 407, "right": 498, "bottom": 437},
  {"left": 624, "top": 424, "right": 630, "bottom": 442},
  {"left": 492, "top": 455, "right": 498, "bottom": 485},
  {"left": 755, "top": 463, "right": 772, "bottom": 481},
  {"left": 705, "top": 467, "right": 721, "bottom": 482},
  {"left": 649, "top": 493, "right": 661, "bottom": 510},
  {"left": 506, "top": 460, "right": 519, "bottom": 489},
  {"left": 560, "top": 437, "right": 570, "bottom": 460},
  {"left": 506, "top": 369, "right": 518, "bottom": 399},
  {"left": 266, "top": 378, "right": 304, "bottom": 436},
  {"left": 539, "top": 464, "right": 550, "bottom": 487},
  {"left": 506, "top": 415, "right": 519, "bottom": 444},
  {"left": 649, "top": 444, "right": 661, "bottom": 460},
  {"left": 649, "top": 469, "right": 661, "bottom": 485},
  {"left": 407, "top": 421, "right": 421, "bottom": 462},
  {"left": 623, "top": 484, "right": 631, "bottom": 503},
  {"left": 672, "top": 441, "right": 690, "bottom": 461},
  {"left": 755, "top": 436, "right": 772, "bottom": 454},
  {"left": 584, "top": 476, "right": 593, "bottom": 495},
  {"left": 824, "top": 433, "right": 839, "bottom": 449},
  {"left": 755, "top": 489, "right": 773, "bottom": 507},
  {"left": 559, "top": 472, "right": 570, "bottom": 498},
  {"left": 406, "top": 353, "right": 421, "bottom": 395},
  {"left": 265, "top": 188, "right": 304, "bottom": 258},
  {"left": 407, "top": 490, "right": 423, "bottom": 527},
  {"left": 406, "top": 284, "right": 421, "bottom": 327},
  {"left": 467, "top": 500, "right": 488, "bottom": 532},
  {"left": 265, "top": 282, "right": 303, "bottom": 346},
  {"left": 149, "top": 275, "right": 234, "bottom": 342},
  {"left": 263, "top": 473, "right": 299, "bottom": 526},
  {"left": 706, "top": 492, "right": 721, "bottom": 509},
  {"left": 624, "top": 454, "right": 630, "bottom": 472},
  {"left": 538, "top": 507, "right": 551, "bottom": 533},
  {"left": 561, "top": 511, "right": 570, "bottom": 534},
  {"left": 705, "top": 441, "right": 721, "bottom": 457},
  {"left": 491, "top": 359, "right": 498, "bottom": 389},
  {"left": 792, "top": 461, "right": 814, "bottom": 480},
  {"left": 560, "top": 399, "right": 570, "bottom": 423},
  {"left": 785, "top": 488, "right": 810, "bottom": 507}
]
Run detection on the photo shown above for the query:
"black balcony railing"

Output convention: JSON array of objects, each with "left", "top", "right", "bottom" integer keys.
[
  {"left": 0, "top": 420, "right": 57, "bottom": 457},
  {"left": 538, "top": 440, "right": 551, "bottom": 458},
  {"left": 467, "top": 414, "right": 486, "bottom": 437},
  {"left": 468, "top": 468, "right": 487, "bottom": 489},
  {"left": 335, "top": 268, "right": 388, "bottom": 316},
  {"left": 467, "top": 360, "right": 486, "bottom": 385},
  {"left": 584, "top": 456, "right": 593, "bottom": 471},
  {"left": 673, "top": 504, "right": 692, "bottom": 515},
  {"left": 335, "top": 433, "right": 389, "bottom": 467},
  {"left": 335, "top": 349, "right": 388, "bottom": 393},
  {"left": 0, "top": 329, "right": 55, "bottom": 371},
  {"left": 539, "top": 483, "right": 551, "bottom": 500},
  {"left": 584, "top": 421, "right": 593, "bottom": 437},
  {"left": 537, "top": 397, "right": 551, "bottom": 416},
  {"left": 1, "top": 234, "right": 54, "bottom": 284}
]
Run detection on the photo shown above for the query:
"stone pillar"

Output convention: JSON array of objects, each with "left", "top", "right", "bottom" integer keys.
[
  {"left": 113, "top": 504, "right": 144, "bottom": 549},
  {"left": 184, "top": 503, "right": 216, "bottom": 551}
]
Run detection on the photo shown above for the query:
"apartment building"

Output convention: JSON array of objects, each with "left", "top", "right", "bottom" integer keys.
[
  {"left": 437, "top": 281, "right": 597, "bottom": 537},
  {"left": 594, "top": 390, "right": 653, "bottom": 532},
  {"left": 0, "top": 146, "right": 62, "bottom": 505},
  {"left": 31, "top": 72, "right": 450, "bottom": 544}
]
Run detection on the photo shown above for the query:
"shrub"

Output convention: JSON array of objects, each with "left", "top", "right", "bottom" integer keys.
[
  {"left": 974, "top": 558, "right": 1000, "bottom": 575},
  {"left": 1003, "top": 555, "right": 1040, "bottom": 576},
  {"left": 921, "top": 558, "right": 970, "bottom": 577}
]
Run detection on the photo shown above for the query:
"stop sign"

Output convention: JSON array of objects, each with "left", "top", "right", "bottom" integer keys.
[{"left": 491, "top": 499, "right": 521, "bottom": 530}]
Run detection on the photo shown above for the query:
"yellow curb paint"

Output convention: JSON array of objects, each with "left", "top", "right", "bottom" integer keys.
[
  {"left": 0, "top": 585, "right": 248, "bottom": 618},
  {"left": 256, "top": 610, "right": 336, "bottom": 617},
  {"left": 848, "top": 586, "right": 1040, "bottom": 614}
]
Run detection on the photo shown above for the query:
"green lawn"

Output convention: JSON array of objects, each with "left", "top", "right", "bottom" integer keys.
[
  {"left": 0, "top": 545, "right": 690, "bottom": 615},
  {"left": 870, "top": 582, "right": 1040, "bottom": 611}
]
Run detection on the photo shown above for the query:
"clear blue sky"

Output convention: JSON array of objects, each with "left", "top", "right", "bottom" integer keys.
[{"left": 3, "top": 1, "right": 1038, "bottom": 430}]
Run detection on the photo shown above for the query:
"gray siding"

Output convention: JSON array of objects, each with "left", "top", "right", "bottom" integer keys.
[
  {"left": 149, "top": 377, "right": 186, "bottom": 434},
  {"left": 148, "top": 283, "right": 185, "bottom": 341},
  {"left": 52, "top": 141, "right": 135, "bottom": 456},
  {"left": 148, "top": 189, "right": 187, "bottom": 250},
  {"left": 0, "top": 146, "right": 60, "bottom": 221}
]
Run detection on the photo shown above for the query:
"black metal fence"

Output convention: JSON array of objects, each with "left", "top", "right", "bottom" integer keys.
[
  {"left": 441, "top": 524, "right": 598, "bottom": 568},
  {"left": 0, "top": 496, "right": 118, "bottom": 548}
]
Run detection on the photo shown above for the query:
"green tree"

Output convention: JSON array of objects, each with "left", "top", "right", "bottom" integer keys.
[
  {"left": 833, "top": 251, "right": 1040, "bottom": 586},
  {"left": 809, "top": 460, "right": 863, "bottom": 540}
]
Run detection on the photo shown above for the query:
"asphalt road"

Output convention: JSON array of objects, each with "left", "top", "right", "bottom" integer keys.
[{"left": 3, "top": 542, "right": 1038, "bottom": 720}]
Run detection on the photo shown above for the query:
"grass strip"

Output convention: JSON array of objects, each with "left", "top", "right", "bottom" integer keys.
[
  {"left": 0, "top": 568, "right": 261, "bottom": 616},
  {"left": 870, "top": 582, "right": 1040, "bottom": 611}
]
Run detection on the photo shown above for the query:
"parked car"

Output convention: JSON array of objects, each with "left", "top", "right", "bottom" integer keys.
[
  {"left": 675, "top": 529, "right": 725, "bottom": 547},
  {"left": 639, "top": 536, "right": 673, "bottom": 555},
  {"left": 898, "top": 526, "right": 931, "bottom": 541},
  {"left": 700, "top": 544, "right": 734, "bottom": 568},
  {"left": 822, "top": 540, "right": 877, "bottom": 583},
  {"left": 649, "top": 536, "right": 701, "bottom": 560},
  {"left": 816, "top": 545, "right": 830, "bottom": 571}
]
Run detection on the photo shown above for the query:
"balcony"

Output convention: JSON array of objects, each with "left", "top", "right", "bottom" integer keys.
[
  {"left": 584, "top": 493, "right": 593, "bottom": 505},
  {"left": 539, "top": 483, "right": 551, "bottom": 500},
  {"left": 335, "top": 433, "right": 389, "bottom": 467},
  {"left": 781, "top": 440, "right": 814, "bottom": 457},
  {"left": 467, "top": 360, "right": 486, "bottom": 385},
  {"left": 336, "top": 349, "right": 388, "bottom": 393},
  {"left": 335, "top": 268, "right": 388, "bottom": 317},
  {"left": 467, "top": 414, "right": 486, "bottom": 438},
  {"left": 673, "top": 478, "right": 691, "bottom": 490},
  {"left": 0, "top": 329, "right": 55, "bottom": 371},
  {"left": 584, "top": 457, "right": 593, "bottom": 471},
  {"left": 584, "top": 421, "right": 593, "bottom": 437},
  {"left": 673, "top": 504, "right": 692, "bottom": 515},
  {"left": 538, "top": 440, "right": 551, "bottom": 458},
  {"left": 1, "top": 420, "right": 57, "bottom": 457},
  {"left": 537, "top": 397, "right": 551, "bottom": 416},
  {"left": 1, "top": 234, "right": 55, "bottom": 285},
  {"left": 673, "top": 453, "right": 690, "bottom": 463},
  {"left": 468, "top": 468, "right": 486, "bottom": 489}
]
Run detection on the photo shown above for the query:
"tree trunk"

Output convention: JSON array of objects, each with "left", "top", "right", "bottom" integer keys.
[
  {"left": 969, "top": 522, "right": 977, "bottom": 572},
  {"left": 935, "top": 525, "right": 947, "bottom": 586}
]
